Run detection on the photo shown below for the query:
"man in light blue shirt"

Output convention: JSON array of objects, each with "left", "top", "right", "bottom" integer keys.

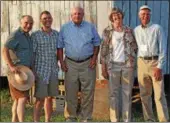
[
  {"left": 134, "top": 5, "right": 169, "bottom": 122},
  {"left": 57, "top": 6, "right": 100, "bottom": 122}
]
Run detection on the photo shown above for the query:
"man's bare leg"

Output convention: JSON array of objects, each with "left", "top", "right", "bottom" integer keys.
[
  {"left": 44, "top": 97, "right": 53, "bottom": 122},
  {"left": 17, "top": 97, "right": 27, "bottom": 122},
  {"left": 33, "top": 98, "right": 44, "bottom": 122}
]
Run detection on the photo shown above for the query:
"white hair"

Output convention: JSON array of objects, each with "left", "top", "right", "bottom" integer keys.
[{"left": 70, "top": 6, "right": 84, "bottom": 15}]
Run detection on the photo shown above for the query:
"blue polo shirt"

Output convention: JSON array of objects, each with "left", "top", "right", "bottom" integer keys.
[{"left": 5, "top": 27, "right": 33, "bottom": 67}]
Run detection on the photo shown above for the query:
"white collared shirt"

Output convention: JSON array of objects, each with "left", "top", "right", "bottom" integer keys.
[{"left": 134, "top": 22, "right": 167, "bottom": 69}]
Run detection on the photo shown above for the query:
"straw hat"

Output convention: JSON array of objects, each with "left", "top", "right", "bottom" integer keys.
[{"left": 8, "top": 65, "right": 35, "bottom": 91}]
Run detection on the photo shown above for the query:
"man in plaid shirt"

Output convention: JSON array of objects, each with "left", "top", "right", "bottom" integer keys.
[{"left": 31, "top": 11, "right": 59, "bottom": 122}]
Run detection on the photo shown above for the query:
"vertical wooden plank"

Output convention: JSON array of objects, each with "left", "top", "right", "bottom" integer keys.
[
  {"left": 44, "top": 1, "right": 50, "bottom": 11},
  {"left": 84, "top": 1, "right": 96, "bottom": 23},
  {"left": 60, "top": 1, "right": 66, "bottom": 25},
  {"left": 96, "top": 1, "right": 112, "bottom": 79},
  {"left": 26, "top": 2, "right": 32, "bottom": 15},
  {"left": 64, "top": 1, "right": 70, "bottom": 22},
  {"left": 1, "top": 1, "right": 10, "bottom": 76},
  {"left": 130, "top": 0, "right": 138, "bottom": 28},
  {"left": 69, "top": 1, "right": 75, "bottom": 10},
  {"left": 26, "top": 1, "right": 31, "bottom": 4},
  {"left": 160, "top": 1, "right": 169, "bottom": 38},
  {"left": 53, "top": 1, "right": 61, "bottom": 30},
  {"left": 84, "top": 1, "right": 90, "bottom": 22},
  {"left": 91, "top": 1, "right": 97, "bottom": 25},
  {"left": 153, "top": 1, "right": 161, "bottom": 24},
  {"left": 168, "top": 10, "right": 170, "bottom": 74},
  {"left": 1, "top": 32, "right": 9, "bottom": 76},
  {"left": 12, "top": 1, "right": 17, "bottom": 5},
  {"left": 160, "top": 1, "right": 169, "bottom": 73},
  {"left": 39, "top": 1, "right": 45, "bottom": 14},
  {"left": 122, "top": 1, "right": 130, "bottom": 26},
  {"left": 31, "top": 1, "right": 40, "bottom": 31},
  {"left": 21, "top": 1, "right": 27, "bottom": 15},
  {"left": 74, "top": 1, "right": 83, "bottom": 8},
  {"left": 9, "top": 3, "right": 21, "bottom": 32},
  {"left": 114, "top": 0, "right": 123, "bottom": 9},
  {"left": 1, "top": 1, "right": 9, "bottom": 33}
]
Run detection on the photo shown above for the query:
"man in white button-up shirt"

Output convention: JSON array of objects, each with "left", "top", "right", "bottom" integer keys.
[{"left": 134, "top": 5, "right": 169, "bottom": 122}]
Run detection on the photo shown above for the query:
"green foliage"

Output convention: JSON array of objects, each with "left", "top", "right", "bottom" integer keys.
[{"left": 1, "top": 89, "right": 11, "bottom": 103}]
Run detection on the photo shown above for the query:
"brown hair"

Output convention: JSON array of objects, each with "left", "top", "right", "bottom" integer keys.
[
  {"left": 109, "top": 7, "right": 124, "bottom": 22},
  {"left": 40, "top": 10, "right": 51, "bottom": 19}
]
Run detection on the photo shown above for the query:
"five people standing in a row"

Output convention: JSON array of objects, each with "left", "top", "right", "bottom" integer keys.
[{"left": 3, "top": 4, "right": 169, "bottom": 122}]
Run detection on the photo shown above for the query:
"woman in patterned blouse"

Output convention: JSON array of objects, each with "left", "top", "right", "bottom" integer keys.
[{"left": 100, "top": 7, "right": 138, "bottom": 122}]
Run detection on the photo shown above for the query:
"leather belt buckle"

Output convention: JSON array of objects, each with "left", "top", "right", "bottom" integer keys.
[
  {"left": 141, "top": 56, "right": 158, "bottom": 60},
  {"left": 66, "top": 55, "right": 92, "bottom": 63}
]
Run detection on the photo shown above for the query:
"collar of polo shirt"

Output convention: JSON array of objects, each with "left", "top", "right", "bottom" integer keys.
[
  {"left": 71, "top": 20, "right": 85, "bottom": 27},
  {"left": 19, "top": 27, "right": 25, "bottom": 34},
  {"left": 19, "top": 27, "right": 30, "bottom": 36},
  {"left": 40, "top": 27, "right": 55, "bottom": 36},
  {"left": 141, "top": 21, "right": 152, "bottom": 28}
]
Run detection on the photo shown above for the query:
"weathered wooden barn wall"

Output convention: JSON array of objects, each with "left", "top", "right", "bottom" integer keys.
[
  {"left": 1, "top": 0, "right": 170, "bottom": 78},
  {"left": 1, "top": 1, "right": 112, "bottom": 79}
]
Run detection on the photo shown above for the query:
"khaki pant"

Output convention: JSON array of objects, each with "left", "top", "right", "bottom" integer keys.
[
  {"left": 137, "top": 58, "right": 169, "bottom": 122},
  {"left": 108, "top": 63, "right": 135, "bottom": 122},
  {"left": 64, "top": 58, "right": 96, "bottom": 121}
]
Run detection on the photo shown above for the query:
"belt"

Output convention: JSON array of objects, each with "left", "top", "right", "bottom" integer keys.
[
  {"left": 113, "top": 61, "right": 126, "bottom": 65},
  {"left": 66, "top": 55, "right": 92, "bottom": 63},
  {"left": 140, "top": 56, "right": 158, "bottom": 60}
]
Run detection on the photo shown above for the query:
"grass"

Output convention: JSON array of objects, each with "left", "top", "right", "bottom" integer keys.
[
  {"left": 0, "top": 89, "right": 65, "bottom": 122},
  {"left": 1, "top": 89, "right": 170, "bottom": 122}
]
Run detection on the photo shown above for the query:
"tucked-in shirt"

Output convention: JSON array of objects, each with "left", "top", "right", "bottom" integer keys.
[
  {"left": 112, "top": 31, "right": 125, "bottom": 62},
  {"left": 134, "top": 22, "right": 167, "bottom": 69},
  {"left": 57, "top": 21, "right": 101, "bottom": 61},
  {"left": 5, "top": 27, "right": 33, "bottom": 67},
  {"left": 31, "top": 29, "right": 59, "bottom": 84}
]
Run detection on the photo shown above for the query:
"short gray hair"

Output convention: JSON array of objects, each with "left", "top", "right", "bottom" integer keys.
[
  {"left": 20, "top": 15, "right": 33, "bottom": 21},
  {"left": 70, "top": 6, "right": 84, "bottom": 15}
]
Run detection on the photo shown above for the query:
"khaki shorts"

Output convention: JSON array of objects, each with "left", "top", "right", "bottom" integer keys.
[
  {"left": 9, "top": 83, "right": 29, "bottom": 100},
  {"left": 34, "top": 72, "right": 58, "bottom": 99},
  {"left": 7, "top": 67, "right": 29, "bottom": 100}
]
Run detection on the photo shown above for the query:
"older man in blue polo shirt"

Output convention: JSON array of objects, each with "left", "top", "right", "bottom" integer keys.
[{"left": 57, "top": 6, "right": 101, "bottom": 122}]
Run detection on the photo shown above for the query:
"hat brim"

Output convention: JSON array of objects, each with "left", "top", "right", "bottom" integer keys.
[{"left": 8, "top": 65, "right": 35, "bottom": 91}]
